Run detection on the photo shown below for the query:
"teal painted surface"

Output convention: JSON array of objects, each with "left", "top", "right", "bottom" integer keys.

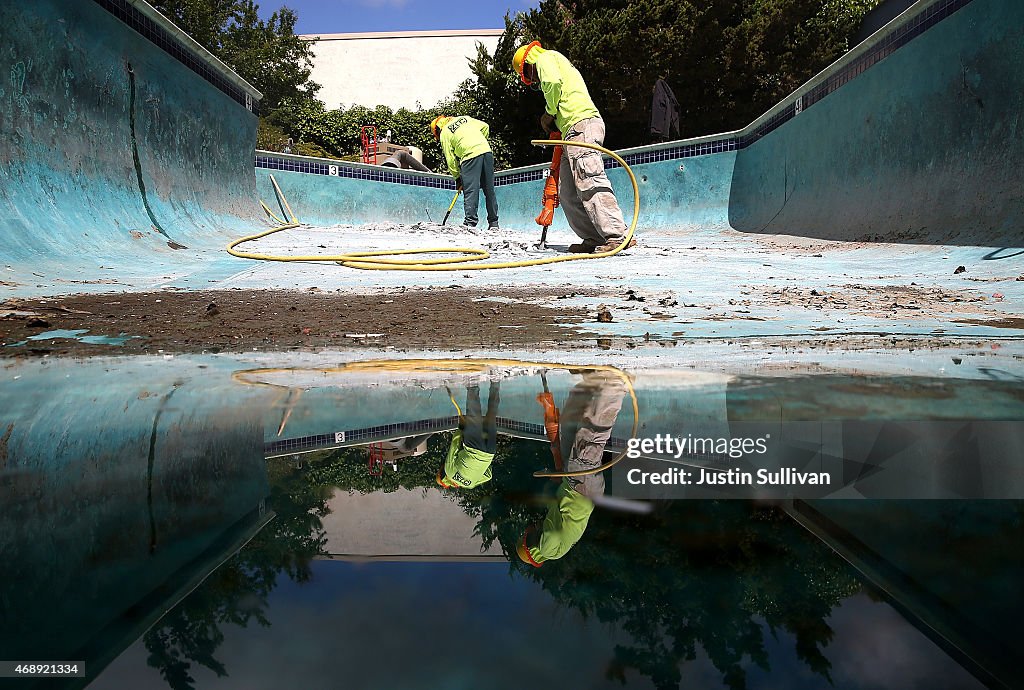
[
  {"left": 729, "top": 0, "right": 1024, "bottom": 247},
  {"left": 259, "top": 150, "right": 735, "bottom": 233},
  {"left": 0, "top": 0, "right": 261, "bottom": 270},
  {"left": 0, "top": 356, "right": 269, "bottom": 664},
  {"left": 255, "top": 168, "right": 454, "bottom": 227},
  {"left": 491, "top": 152, "right": 735, "bottom": 233}
]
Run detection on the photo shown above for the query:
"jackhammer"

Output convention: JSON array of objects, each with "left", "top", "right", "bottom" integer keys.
[{"left": 533, "top": 131, "right": 562, "bottom": 249}]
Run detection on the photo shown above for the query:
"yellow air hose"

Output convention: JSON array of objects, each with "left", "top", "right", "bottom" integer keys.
[
  {"left": 232, "top": 358, "right": 638, "bottom": 478},
  {"left": 227, "top": 140, "right": 639, "bottom": 270}
]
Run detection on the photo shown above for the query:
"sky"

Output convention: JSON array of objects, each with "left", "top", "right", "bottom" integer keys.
[{"left": 258, "top": 0, "right": 540, "bottom": 35}]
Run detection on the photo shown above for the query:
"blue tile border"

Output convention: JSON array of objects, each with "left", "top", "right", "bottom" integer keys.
[
  {"left": 255, "top": 155, "right": 457, "bottom": 189},
  {"left": 264, "top": 417, "right": 459, "bottom": 456},
  {"left": 91, "top": 0, "right": 260, "bottom": 115},
  {"left": 267, "top": 416, "right": 728, "bottom": 462},
  {"left": 255, "top": 0, "right": 973, "bottom": 187}
]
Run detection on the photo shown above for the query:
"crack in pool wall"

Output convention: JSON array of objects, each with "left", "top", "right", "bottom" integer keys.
[
  {"left": 126, "top": 61, "right": 174, "bottom": 243},
  {"left": 146, "top": 385, "right": 178, "bottom": 555}
]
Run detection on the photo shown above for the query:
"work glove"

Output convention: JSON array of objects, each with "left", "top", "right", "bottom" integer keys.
[
  {"left": 455, "top": 177, "right": 463, "bottom": 191},
  {"left": 540, "top": 113, "right": 556, "bottom": 135}
]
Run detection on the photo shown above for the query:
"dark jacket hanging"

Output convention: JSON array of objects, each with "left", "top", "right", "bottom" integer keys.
[{"left": 650, "top": 78, "right": 681, "bottom": 142}]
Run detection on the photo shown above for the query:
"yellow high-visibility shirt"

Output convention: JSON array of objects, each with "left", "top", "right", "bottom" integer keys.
[
  {"left": 439, "top": 116, "right": 492, "bottom": 178},
  {"left": 440, "top": 430, "right": 495, "bottom": 489},
  {"left": 528, "top": 50, "right": 601, "bottom": 134},
  {"left": 527, "top": 480, "right": 595, "bottom": 563}
]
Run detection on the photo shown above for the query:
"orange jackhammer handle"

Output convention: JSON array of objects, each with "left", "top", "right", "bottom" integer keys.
[
  {"left": 536, "top": 392, "right": 563, "bottom": 471},
  {"left": 535, "top": 131, "right": 563, "bottom": 228}
]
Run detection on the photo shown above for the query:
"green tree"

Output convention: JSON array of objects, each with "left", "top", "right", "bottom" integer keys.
[
  {"left": 150, "top": 0, "right": 319, "bottom": 111},
  {"left": 148, "top": 0, "right": 237, "bottom": 49},
  {"left": 462, "top": 0, "right": 880, "bottom": 161}
]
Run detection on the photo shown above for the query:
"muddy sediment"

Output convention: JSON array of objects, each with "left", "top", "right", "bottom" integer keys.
[
  {"left": 0, "top": 288, "right": 600, "bottom": 357},
  {"left": 2, "top": 282, "right": 1020, "bottom": 359}
]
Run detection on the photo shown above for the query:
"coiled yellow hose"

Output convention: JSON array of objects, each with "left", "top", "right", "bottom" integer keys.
[{"left": 227, "top": 139, "right": 639, "bottom": 270}]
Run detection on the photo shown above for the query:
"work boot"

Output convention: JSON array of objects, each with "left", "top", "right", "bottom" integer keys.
[
  {"left": 488, "top": 222, "right": 500, "bottom": 230},
  {"left": 567, "top": 240, "right": 599, "bottom": 254},
  {"left": 595, "top": 237, "right": 637, "bottom": 253}
]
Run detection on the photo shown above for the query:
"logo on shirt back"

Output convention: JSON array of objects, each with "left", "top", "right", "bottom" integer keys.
[
  {"left": 447, "top": 117, "right": 468, "bottom": 134},
  {"left": 452, "top": 467, "right": 491, "bottom": 487}
]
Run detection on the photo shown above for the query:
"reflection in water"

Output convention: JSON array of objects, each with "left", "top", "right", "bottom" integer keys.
[
  {"left": 0, "top": 366, "right": 272, "bottom": 686},
  {"left": 1, "top": 357, "right": 1019, "bottom": 689},
  {"left": 518, "top": 370, "right": 629, "bottom": 567},
  {"left": 140, "top": 459, "right": 328, "bottom": 689},
  {"left": 437, "top": 382, "right": 500, "bottom": 489},
  {"left": 135, "top": 439, "right": 870, "bottom": 690}
]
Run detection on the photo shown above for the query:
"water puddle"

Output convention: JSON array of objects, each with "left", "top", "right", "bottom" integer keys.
[
  {"left": 5, "top": 328, "right": 138, "bottom": 347},
  {"left": 1, "top": 355, "right": 1019, "bottom": 689}
]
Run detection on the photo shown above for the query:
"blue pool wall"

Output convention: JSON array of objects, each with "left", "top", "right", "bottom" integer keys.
[
  {"left": 0, "top": 0, "right": 263, "bottom": 266},
  {"left": 255, "top": 137, "right": 738, "bottom": 234},
  {"left": 727, "top": 0, "right": 1024, "bottom": 245}
]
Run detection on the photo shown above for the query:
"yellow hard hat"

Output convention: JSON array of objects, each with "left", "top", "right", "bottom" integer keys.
[
  {"left": 430, "top": 115, "right": 449, "bottom": 139},
  {"left": 436, "top": 467, "right": 454, "bottom": 488},
  {"left": 516, "top": 528, "right": 542, "bottom": 567},
  {"left": 512, "top": 41, "right": 542, "bottom": 85}
]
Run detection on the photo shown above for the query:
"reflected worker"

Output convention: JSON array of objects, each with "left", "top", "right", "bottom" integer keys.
[
  {"left": 437, "top": 381, "right": 501, "bottom": 489},
  {"left": 517, "top": 370, "right": 628, "bottom": 566}
]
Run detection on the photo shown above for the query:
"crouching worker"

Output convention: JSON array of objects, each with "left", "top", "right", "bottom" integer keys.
[
  {"left": 517, "top": 370, "right": 628, "bottom": 566},
  {"left": 437, "top": 381, "right": 501, "bottom": 489},
  {"left": 512, "top": 42, "right": 634, "bottom": 254},
  {"left": 430, "top": 115, "right": 499, "bottom": 230}
]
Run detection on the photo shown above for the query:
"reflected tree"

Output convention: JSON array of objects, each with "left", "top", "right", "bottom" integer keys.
[
  {"left": 140, "top": 435, "right": 464, "bottom": 689},
  {"left": 459, "top": 438, "right": 862, "bottom": 690},
  {"left": 141, "top": 434, "right": 861, "bottom": 690},
  {"left": 143, "top": 458, "right": 331, "bottom": 689}
]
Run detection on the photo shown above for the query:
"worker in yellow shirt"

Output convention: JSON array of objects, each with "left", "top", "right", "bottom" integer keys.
[
  {"left": 437, "top": 381, "right": 501, "bottom": 489},
  {"left": 512, "top": 42, "right": 635, "bottom": 254},
  {"left": 517, "top": 370, "right": 628, "bottom": 566},
  {"left": 430, "top": 115, "right": 500, "bottom": 230}
]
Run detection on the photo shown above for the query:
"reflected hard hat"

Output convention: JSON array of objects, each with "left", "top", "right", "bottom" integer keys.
[
  {"left": 516, "top": 529, "right": 542, "bottom": 567},
  {"left": 512, "top": 41, "right": 542, "bottom": 85},
  {"left": 436, "top": 467, "right": 454, "bottom": 488},
  {"left": 430, "top": 115, "right": 449, "bottom": 138}
]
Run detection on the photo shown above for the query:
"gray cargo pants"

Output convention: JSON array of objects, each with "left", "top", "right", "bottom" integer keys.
[
  {"left": 559, "top": 370, "right": 629, "bottom": 497},
  {"left": 559, "top": 117, "right": 628, "bottom": 246}
]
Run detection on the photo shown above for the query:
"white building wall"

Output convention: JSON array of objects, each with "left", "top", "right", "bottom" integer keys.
[
  {"left": 322, "top": 488, "right": 503, "bottom": 559},
  {"left": 302, "top": 30, "right": 504, "bottom": 111}
]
